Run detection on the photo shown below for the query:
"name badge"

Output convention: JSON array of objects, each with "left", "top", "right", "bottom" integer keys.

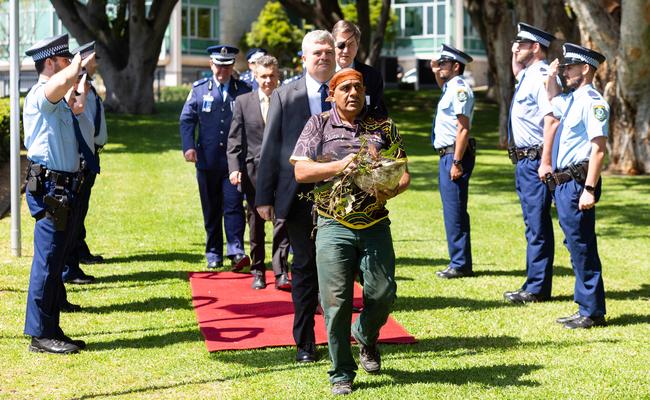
[{"left": 202, "top": 94, "right": 214, "bottom": 112}]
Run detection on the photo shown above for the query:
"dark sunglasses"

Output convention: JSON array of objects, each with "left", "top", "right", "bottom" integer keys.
[{"left": 511, "top": 39, "right": 535, "bottom": 45}]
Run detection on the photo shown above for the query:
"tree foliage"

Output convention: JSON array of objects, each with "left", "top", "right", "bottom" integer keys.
[{"left": 245, "top": 1, "right": 304, "bottom": 65}]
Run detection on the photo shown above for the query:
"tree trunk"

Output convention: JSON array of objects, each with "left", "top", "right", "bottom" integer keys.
[
  {"left": 50, "top": 0, "right": 177, "bottom": 114},
  {"left": 567, "top": 0, "right": 650, "bottom": 174},
  {"left": 366, "top": 0, "right": 392, "bottom": 67}
]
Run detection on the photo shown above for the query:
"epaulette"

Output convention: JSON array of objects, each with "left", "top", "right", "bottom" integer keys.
[
  {"left": 455, "top": 77, "right": 466, "bottom": 86},
  {"left": 193, "top": 77, "right": 209, "bottom": 87},
  {"left": 588, "top": 89, "right": 601, "bottom": 100}
]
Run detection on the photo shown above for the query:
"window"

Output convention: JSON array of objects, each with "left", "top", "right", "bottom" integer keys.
[{"left": 404, "top": 6, "right": 423, "bottom": 36}]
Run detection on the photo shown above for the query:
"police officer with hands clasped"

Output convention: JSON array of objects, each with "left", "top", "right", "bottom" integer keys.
[
  {"left": 503, "top": 23, "right": 559, "bottom": 304},
  {"left": 22, "top": 33, "right": 95, "bottom": 354},
  {"left": 544, "top": 43, "right": 609, "bottom": 329},
  {"left": 430, "top": 44, "right": 476, "bottom": 279},
  {"left": 180, "top": 45, "right": 251, "bottom": 271}
]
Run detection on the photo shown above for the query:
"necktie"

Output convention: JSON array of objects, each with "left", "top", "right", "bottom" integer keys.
[
  {"left": 507, "top": 70, "right": 527, "bottom": 147},
  {"left": 551, "top": 94, "right": 575, "bottom": 170},
  {"left": 214, "top": 83, "right": 223, "bottom": 104},
  {"left": 320, "top": 84, "right": 331, "bottom": 112},
  {"left": 70, "top": 109, "right": 100, "bottom": 174},
  {"left": 261, "top": 95, "right": 270, "bottom": 124}
]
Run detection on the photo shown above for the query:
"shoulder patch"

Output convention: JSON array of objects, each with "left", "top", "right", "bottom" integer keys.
[
  {"left": 457, "top": 89, "right": 468, "bottom": 102},
  {"left": 588, "top": 90, "right": 601, "bottom": 100},
  {"left": 193, "top": 77, "right": 209, "bottom": 87},
  {"left": 455, "top": 78, "right": 466, "bottom": 86},
  {"left": 593, "top": 104, "right": 608, "bottom": 122}
]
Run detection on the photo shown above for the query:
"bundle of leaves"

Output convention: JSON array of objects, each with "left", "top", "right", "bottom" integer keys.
[{"left": 308, "top": 137, "right": 406, "bottom": 219}]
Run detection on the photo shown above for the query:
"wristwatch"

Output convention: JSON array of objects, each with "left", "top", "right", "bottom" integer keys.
[
  {"left": 584, "top": 185, "right": 596, "bottom": 193},
  {"left": 452, "top": 159, "right": 462, "bottom": 166}
]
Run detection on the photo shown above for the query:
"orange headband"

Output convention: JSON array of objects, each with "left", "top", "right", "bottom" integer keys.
[{"left": 329, "top": 68, "right": 364, "bottom": 93}]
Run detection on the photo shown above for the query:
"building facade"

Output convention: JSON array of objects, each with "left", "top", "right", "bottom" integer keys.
[{"left": 0, "top": 0, "right": 486, "bottom": 95}]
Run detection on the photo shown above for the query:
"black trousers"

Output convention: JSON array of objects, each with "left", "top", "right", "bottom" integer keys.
[{"left": 285, "top": 197, "right": 318, "bottom": 348}]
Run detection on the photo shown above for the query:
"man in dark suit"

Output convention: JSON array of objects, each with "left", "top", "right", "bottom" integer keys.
[
  {"left": 332, "top": 20, "right": 387, "bottom": 116},
  {"left": 180, "top": 45, "right": 251, "bottom": 271},
  {"left": 227, "top": 54, "right": 291, "bottom": 291},
  {"left": 256, "top": 30, "right": 336, "bottom": 363}
]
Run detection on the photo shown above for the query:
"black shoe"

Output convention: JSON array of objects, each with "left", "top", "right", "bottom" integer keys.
[
  {"left": 563, "top": 315, "right": 606, "bottom": 329},
  {"left": 79, "top": 254, "right": 104, "bottom": 264},
  {"left": 207, "top": 260, "right": 223, "bottom": 270},
  {"left": 503, "top": 289, "right": 548, "bottom": 304},
  {"left": 58, "top": 334, "right": 87, "bottom": 350},
  {"left": 65, "top": 274, "right": 96, "bottom": 284},
  {"left": 29, "top": 337, "right": 80, "bottom": 354},
  {"left": 251, "top": 272, "right": 266, "bottom": 290},
  {"left": 274, "top": 273, "right": 291, "bottom": 291},
  {"left": 295, "top": 343, "right": 317, "bottom": 363},
  {"left": 358, "top": 342, "right": 381, "bottom": 374},
  {"left": 556, "top": 312, "right": 581, "bottom": 324},
  {"left": 61, "top": 301, "right": 82, "bottom": 313},
  {"left": 436, "top": 267, "right": 473, "bottom": 279},
  {"left": 331, "top": 380, "right": 353, "bottom": 395},
  {"left": 231, "top": 254, "right": 251, "bottom": 272}
]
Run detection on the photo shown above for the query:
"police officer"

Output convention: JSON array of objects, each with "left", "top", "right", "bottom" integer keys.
[
  {"left": 63, "top": 42, "right": 105, "bottom": 287},
  {"left": 239, "top": 48, "right": 267, "bottom": 91},
  {"left": 503, "top": 23, "right": 558, "bottom": 304},
  {"left": 430, "top": 44, "right": 475, "bottom": 279},
  {"left": 180, "top": 45, "right": 251, "bottom": 270},
  {"left": 23, "top": 34, "right": 94, "bottom": 353},
  {"left": 545, "top": 44, "right": 608, "bottom": 329}
]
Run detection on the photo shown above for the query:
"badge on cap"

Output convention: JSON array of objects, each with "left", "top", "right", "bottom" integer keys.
[{"left": 593, "top": 105, "right": 607, "bottom": 121}]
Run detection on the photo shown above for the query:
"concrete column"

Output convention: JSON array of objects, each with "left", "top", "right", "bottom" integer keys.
[
  {"left": 165, "top": 1, "right": 182, "bottom": 86},
  {"left": 455, "top": 0, "right": 464, "bottom": 50}
]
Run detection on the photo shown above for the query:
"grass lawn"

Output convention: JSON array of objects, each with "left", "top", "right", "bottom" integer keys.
[{"left": 1, "top": 89, "right": 649, "bottom": 400}]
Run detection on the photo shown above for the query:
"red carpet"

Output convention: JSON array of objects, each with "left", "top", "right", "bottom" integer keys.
[{"left": 189, "top": 271, "right": 417, "bottom": 352}]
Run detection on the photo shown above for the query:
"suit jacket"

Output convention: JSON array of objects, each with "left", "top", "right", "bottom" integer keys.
[
  {"left": 227, "top": 90, "right": 265, "bottom": 189},
  {"left": 255, "top": 77, "right": 313, "bottom": 219},
  {"left": 355, "top": 61, "right": 388, "bottom": 116}
]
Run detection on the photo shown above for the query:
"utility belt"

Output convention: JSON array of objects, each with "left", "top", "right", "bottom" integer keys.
[
  {"left": 25, "top": 161, "right": 82, "bottom": 231},
  {"left": 543, "top": 160, "right": 589, "bottom": 191},
  {"left": 508, "top": 144, "right": 542, "bottom": 164},
  {"left": 436, "top": 138, "right": 476, "bottom": 157}
]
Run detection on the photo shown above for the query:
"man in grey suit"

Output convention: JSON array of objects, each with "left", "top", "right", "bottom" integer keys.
[
  {"left": 256, "top": 30, "right": 336, "bottom": 363},
  {"left": 227, "top": 55, "right": 291, "bottom": 291}
]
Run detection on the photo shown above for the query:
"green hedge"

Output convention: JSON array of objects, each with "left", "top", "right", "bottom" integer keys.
[
  {"left": 0, "top": 98, "right": 23, "bottom": 164},
  {"left": 160, "top": 85, "right": 193, "bottom": 103}
]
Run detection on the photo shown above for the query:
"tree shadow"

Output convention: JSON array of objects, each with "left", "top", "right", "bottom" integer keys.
[
  {"left": 480, "top": 265, "right": 574, "bottom": 277},
  {"left": 358, "top": 363, "right": 542, "bottom": 389},
  {"left": 393, "top": 295, "right": 517, "bottom": 312},
  {"left": 95, "top": 269, "right": 191, "bottom": 284},
  {"left": 103, "top": 252, "right": 204, "bottom": 264},
  {"left": 606, "top": 313, "right": 650, "bottom": 327},
  {"left": 396, "top": 256, "right": 448, "bottom": 267},
  {"left": 81, "top": 296, "right": 193, "bottom": 314},
  {"left": 607, "top": 284, "right": 650, "bottom": 301},
  {"left": 86, "top": 328, "right": 201, "bottom": 352}
]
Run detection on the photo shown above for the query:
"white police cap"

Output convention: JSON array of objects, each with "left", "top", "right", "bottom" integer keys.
[
  {"left": 207, "top": 45, "right": 239, "bottom": 65},
  {"left": 561, "top": 43, "right": 606, "bottom": 69},
  {"left": 25, "top": 33, "right": 73, "bottom": 62},
  {"left": 435, "top": 44, "right": 473, "bottom": 65},
  {"left": 515, "top": 22, "right": 555, "bottom": 48}
]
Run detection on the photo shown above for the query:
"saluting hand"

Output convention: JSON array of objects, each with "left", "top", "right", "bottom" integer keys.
[{"left": 548, "top": 59, "right": 560, "bottom": 81}]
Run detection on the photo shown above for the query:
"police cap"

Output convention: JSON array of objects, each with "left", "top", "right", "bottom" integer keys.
[
  {"left": 25, "top": 33, "right": 73, "bottom": 62},
  {"left": 207, "top": 45, "right": 239, "bottom": 65}
]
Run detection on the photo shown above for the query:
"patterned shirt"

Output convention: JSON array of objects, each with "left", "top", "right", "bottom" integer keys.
[{"left": 290, "top": 108, "right": 407, "bottom": 229}]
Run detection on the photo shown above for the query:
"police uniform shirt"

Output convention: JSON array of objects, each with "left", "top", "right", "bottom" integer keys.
[
  {"left": 433, "top": 76, "right": 474, "bottom": 149},
  {"left": 23, "top": 81, "right": 80, "bottom": 172},
  {"left": 510, "top": 60, "right": 554, "bottom": 147},
  {"left": 85, "top": 88, "right": 108, "bottom": 147},
  {"left": 77, "top": 111, "right": 96, "bottom": 154},
  {"left": 551, "top": 84, "right": 609, "bottom": 169}
]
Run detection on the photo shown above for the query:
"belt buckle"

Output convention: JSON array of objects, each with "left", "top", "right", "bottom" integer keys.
[{"left": 526, "top": 147, "right": 537, "bottom": 161}]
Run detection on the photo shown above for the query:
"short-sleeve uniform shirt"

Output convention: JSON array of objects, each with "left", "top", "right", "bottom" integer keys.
[
  {"left": 23, "top": 81, "right": 80, "bottom": 172},
  {"left": 290, "top": 108, "right": 407, "bottom": 229},
  {"left": 551, "top": 84, "right": 609, "bottom": 169},
  {"left": 510, "top": 60, "right": 554, "bottom": 148},
  {"left": 433, "top": 75, "right": 474, "bottom": 149}
]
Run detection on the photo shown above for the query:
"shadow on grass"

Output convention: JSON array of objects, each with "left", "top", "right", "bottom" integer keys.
[
  {"left": 103, "top": 252, "right": 203, "bottom": 264},
  {"left": 396, "top": 256, "right": 448, "bottom": 267},
  {"left": 87, "top": 328, "right": 201, "bottom": 352},
  {"left": 606, "top": 313, "right": 650, "bottom": 327},
  {"left": 480, "top": 265, "right": 574, "bottom": 277},
  {"left": 359, "top": 363, "right": 542, "bottom": 389},
  {"left": 81, "top": 296, "right": 193, "bottom": 314},
  {"left": 607, "top": 284, "right": 650, "bottom": 301},
  {"left": 394, "top": 295, "right": 516, "bottom": 312},
  {"left": 95, "top": 269, "right": 191, "bottom": 284}
]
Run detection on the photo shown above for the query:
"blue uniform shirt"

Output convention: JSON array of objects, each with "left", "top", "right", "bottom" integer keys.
[
  {"left": 551, "top": 84, "right": 609, "bottom": 169},
  {"left": 240, "top": 69, "right": 257, "bottom": 90},
  {"left": 179, "top": 76, "right": 251, "bottom": 170},
  {"left": 85, "top": 87, "right": 108, "bottom": 147},
  {"left": 433, "top": 75, "right": 474, "bottom": 149},
  {"left": 510, "top": 60, "right": 554, "bottom": 148},
  {"left": 23, "top": 81, "right": 80, "bottom": 172}
]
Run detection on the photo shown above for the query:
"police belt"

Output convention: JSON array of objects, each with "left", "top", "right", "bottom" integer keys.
[
  {"left": 436, "top": 138, "right": 476, "bottom": 157},
  {"left": 508, "top": 144, "right": 542, "bottom": 164},
  {"left": 26, "top": 161, "right": 83, "bottom": 193},
  {"left": 544, "top": 160, "right": 589, "bottom": 190}
]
